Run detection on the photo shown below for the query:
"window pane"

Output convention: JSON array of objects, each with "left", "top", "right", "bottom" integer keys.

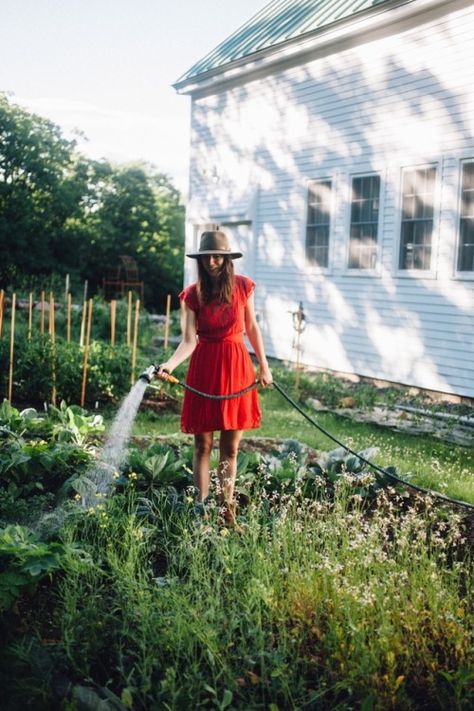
[
  {"left": 458, "top": 216, "right": 474, "bottom": 271},
  {"left": 349, "top": 174, "right": 380, "bottom": 269},
  {"left": 458, "top": 163, "right": 474, "bottom": 271},
  {"left": 399, "top": 166, "right": 436, "bottom": 270},
  {"left": 306, "top": 181, "right": 331, "bottom": 267}
]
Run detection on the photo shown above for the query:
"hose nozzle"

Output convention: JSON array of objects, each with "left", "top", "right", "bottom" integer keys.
[{"left": 138, "top": 365, "right": 157, "bottom": 384}]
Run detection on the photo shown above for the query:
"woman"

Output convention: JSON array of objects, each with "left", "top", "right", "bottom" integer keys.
[{"left": 157, "top": 229, "right": 272, "bottom": 524}]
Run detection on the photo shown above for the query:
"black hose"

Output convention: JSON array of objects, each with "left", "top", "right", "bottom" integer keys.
[
  {"left": 272, "top": 381, "right": 474, "bottom": 513},
  {"left": 152, "top": 372, "right": 474, "bottom": 512}
]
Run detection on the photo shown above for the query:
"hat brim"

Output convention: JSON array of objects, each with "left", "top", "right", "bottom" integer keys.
[{"left": 186, "top": 250, "right": 242, "bottom": 259}]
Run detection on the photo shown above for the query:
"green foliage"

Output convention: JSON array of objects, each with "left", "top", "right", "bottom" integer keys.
[
  {"left": 0, "top": 402, "right": 101, "bottom": 523},
  {"left": 0, "top": 333, "right": 133, "bottom": 405},
  {"left": 51, "top": 487, "right": 474, "bottom": 710},
  {"left": 124, "top": 442, "right": 192, "bottom": 495},
  {"left": 0, "top": 94, "right": 184, "bottom": 309},
  {"left": 0, "top": 524, "right": 87, "bottom": 611},
  {"left": 0, "top": 406, "right": 472, "bottom": 708}
]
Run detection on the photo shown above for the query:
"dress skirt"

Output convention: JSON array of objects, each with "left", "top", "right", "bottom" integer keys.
[{"left": 180, "top": 335, "right": 261, "bottom": 434}]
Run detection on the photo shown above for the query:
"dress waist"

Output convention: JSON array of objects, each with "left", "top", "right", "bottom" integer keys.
[{"left": 198, "top": 333, "right": 244, "bottom": 344}]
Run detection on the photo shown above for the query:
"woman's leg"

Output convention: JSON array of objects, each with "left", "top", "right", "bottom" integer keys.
[
  {"left": 218, "top": 429, "right": 243, "bottom": 508},
  {"left": 193, "top": 432, "right": 214, "bottom": 502}
]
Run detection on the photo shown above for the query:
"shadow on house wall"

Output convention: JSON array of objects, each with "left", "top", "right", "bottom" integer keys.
[{"left": 188, "top": 5, "right": 474, "bottom": 397}]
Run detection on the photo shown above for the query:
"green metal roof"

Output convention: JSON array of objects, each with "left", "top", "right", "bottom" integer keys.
[{"left": 175, "top": 0, "right": 393, "bottom": 85}]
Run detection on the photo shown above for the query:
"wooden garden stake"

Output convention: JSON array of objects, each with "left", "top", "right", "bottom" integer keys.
[
  {"left": 131, "top": 298, "right": 140, "bottom": 385},
  {"left": 50, "top": 292, "right": 57, "bottom": 406},
  {"left": 79, "top": 299, "right": 87, "bottom": 346},
  {"left": 40, "top": 290, "right": 45, "bottom": 336},
  {"left": 80, "top": 298, "right": 93, "bottom": 408},
  {"left": 48, "top": 291, "right": 54, "bottom": 336},
  {"left": 164, "top": 294, "right": 171, "bottom": 349},
  {"left": 110, "top": 299, "right": 117, "bottom": 346},
  {"left": 28, "top": 292, "right": 33, "bottom": 340},
  {"left": 8, "top": 293, "right": 16, "bottom": 402},
  {"left": 67, "top": 292, "right": 72, "bottom": 343},
  {"left": 0, "top": 289, "right": 4, "bottom": 339},
  {"left": 126, "top": 290, "right": 132, "bottom": 346}
]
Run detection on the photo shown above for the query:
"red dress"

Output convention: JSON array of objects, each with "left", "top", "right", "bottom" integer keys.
[{"left": 178, "top": 275, "right": 261, "bottom": 434}]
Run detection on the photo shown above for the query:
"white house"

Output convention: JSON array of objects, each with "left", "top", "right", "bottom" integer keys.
[{"left": 174, "top": 0, "right": 474, "bottom": 400}]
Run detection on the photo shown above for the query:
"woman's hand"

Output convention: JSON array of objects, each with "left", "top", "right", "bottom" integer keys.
[
  {"left": 155, "top": 363, "right": 173, "bottom": 381},
  {"left": 258, "top": 363, "right": 273, "bottom": 388}
]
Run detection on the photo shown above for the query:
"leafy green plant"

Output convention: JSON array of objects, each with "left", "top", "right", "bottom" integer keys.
[
  {"left": 47, "top": 400, "right": 104, "bottom": 446},
  {"left": 0, "top": 334, "right": 134, "bottom": 406},
  {"left": 0, "top": 524, "right": 88, "bottom": 611},
  {"left": 124, "top": 442, "right": 192, "bottom": 495}
]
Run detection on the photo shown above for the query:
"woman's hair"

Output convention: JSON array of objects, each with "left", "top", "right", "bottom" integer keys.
[{"left": 197, "top": 256, "right": 235, "bottom": 304}]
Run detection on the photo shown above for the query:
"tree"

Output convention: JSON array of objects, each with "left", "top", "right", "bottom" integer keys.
[
  {"left": 0, "top": 93, "right": 79, "bottom": 281},
  {"left": 0, "top": 94, "right": 185, "bottom": 309}
]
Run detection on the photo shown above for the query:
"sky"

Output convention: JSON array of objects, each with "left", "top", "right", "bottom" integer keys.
[{"left": 0, "top": 0, "right": 267, "bottom": 194}]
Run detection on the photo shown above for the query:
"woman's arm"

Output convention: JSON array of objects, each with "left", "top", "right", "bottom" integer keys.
[
  {"left": 156, "top": 302, "right": 197, "bottom": 377},
  {"left": 244, "top": 294, "right": 273, "bottom": 387}
]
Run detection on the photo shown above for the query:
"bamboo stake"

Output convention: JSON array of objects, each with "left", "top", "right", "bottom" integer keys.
[
  {"left": 164, "top": 294, "right": 171, "bottom": 349},
  {"left": 79, "top": 299, "right": 87, "bottom": 346},
  {"left": 110, "top": 299, "right": 117, "bottom": 347},
  {"left": 0, "top": 289, "right": 4, "bottom": 339},
  {"left": 126, "top": 290, "right": 132, "bottom": 346},
  {"left": 80, "top": 298, "right": 93, "bottom": 408},
  {"left": 28, "top": 292, "right": 33, "bottom": 340},
  {"left": 130, "top": 299, "right": 140, "bottom": 385},
  {"left": 8, "top": 294, "right": 16, "bottom": 402},
  {"left": 50, "top": 292, "right": 57, "bottom": 406},
  {"left": 66, "top": 292, "right": 72, "bottom": 343},
  {"left": 48, "top": 291, "right": 54, "bottom": 336},
  {"left": 40, "top": 290, "right": 45, "bottom": 336}
]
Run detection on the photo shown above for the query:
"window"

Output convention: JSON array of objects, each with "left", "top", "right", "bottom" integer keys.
[
  {"left": 399, "top": 166, "right": 436, "bottom": 270},
  {"left": 348, "top": 174, "right": 380, "bottom": 269},
  {"left": 306, "top": 180, "right": 331, "bottom": 267},
  {"left": 458, "top": 161, "right": 474, "bottom": 272}
]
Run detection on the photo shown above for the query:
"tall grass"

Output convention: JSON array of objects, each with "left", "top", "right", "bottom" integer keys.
[{"left": 57, "top": 484, "right": 474, "bottom": 710}]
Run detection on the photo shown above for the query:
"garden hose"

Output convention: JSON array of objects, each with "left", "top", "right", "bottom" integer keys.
[
  {"left": 271, "top": 381, "right": 474, "bottom": 513},
  {"left": 141, "top": 366, "right": 474, "bottom": 512}
]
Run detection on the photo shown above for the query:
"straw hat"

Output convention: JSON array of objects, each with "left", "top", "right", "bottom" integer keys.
[{"left": 186, "top": 230, "right": 242, "bottom": 259}]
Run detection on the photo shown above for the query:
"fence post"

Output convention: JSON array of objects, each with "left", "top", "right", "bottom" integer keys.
[
  {"left": 80, "top": 298, "right": 93, "bottom": 408},
  {"left": 126, "top": 290, "right": 132, "bottom": 346},
  {"left": 164, "top": 294, "right": 171, "bottom": 349},
  {"left": 40, "top": 290, "right": 45, "bottom": 336},
  {"left": 0, "top": 289, "right": 5, "bottom": 340},
  {"left": 28, "top": 292, "right": 33, "bottom": 340},
  {"left": 8, "top": 294, "right": 16, "bottom": 402},
  {"left": 131, "top": 299, "right": 140, "bottom": 385},
  {"left": 110, "top": 299, "right": 116, "bottom": 347}
]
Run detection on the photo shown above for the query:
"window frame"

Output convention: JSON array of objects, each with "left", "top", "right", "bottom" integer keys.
[
  {"left": 395, "top": 162, "right": 440, "bottom": 278},
  {"left": 304, "top": 176, "right": 334, "bottom": 273},
  {"left": 345, "top": 171, "right": 383, "bottom": 274},
  {"left": 454, "top": 157, "right": 474, "bottom": 280}
]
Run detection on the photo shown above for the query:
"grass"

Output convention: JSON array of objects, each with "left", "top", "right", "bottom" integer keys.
[
  {"left": 51, "top": 485, "right": 474, "bottom": 710},
  {"left": 132, "top": 385, "right": 474, "bottom": 506},
  {"left": 2, "top": 382, "right": 473, "bottom": 710}
]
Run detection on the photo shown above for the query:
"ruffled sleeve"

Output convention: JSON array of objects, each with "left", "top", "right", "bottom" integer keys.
[
  {"left": 238, "top": 275, "right": 256, "bottom": 302},
  {"left": 179, "top": 284, "right": 199, "bottom": 312}
]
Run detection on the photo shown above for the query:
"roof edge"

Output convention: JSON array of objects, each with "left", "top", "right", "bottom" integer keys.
[{"left": 173, "top": 0, "right": 451, "bottom": 94}]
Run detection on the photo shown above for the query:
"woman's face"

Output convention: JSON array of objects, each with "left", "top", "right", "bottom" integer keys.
[{"left": 201, "top": 254, "right": 225, "bottom": 277}]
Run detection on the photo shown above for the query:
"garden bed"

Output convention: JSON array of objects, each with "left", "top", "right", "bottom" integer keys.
[{"left": 308, "top": 400, "right": 474, "bottom": 447}]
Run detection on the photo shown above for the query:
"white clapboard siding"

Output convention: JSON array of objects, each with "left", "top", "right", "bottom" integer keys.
[{"left": 187, "top": 0, "right": 474, "bottom": 397}]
